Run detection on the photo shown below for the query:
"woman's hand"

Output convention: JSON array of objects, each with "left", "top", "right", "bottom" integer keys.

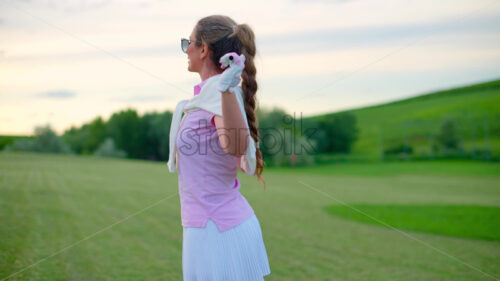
[{"left": 216, "top": 52, "right": 246, "bottom": 93}]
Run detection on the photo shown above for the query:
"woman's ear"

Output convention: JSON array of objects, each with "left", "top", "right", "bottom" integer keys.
[{"left": 200, "top": 43, "right": 210, "bottom": 60}]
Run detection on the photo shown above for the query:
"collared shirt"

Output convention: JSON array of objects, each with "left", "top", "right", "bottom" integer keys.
[{"left": 175, "top": 75, "right": 254, "bottom": 232}]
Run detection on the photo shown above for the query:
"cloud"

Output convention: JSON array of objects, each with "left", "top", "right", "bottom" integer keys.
[
  {"left": 2, "top": 43, "right": 179, "bottom": 62},
  {"left": 3, "top": 9, "right": 497, "bottom": 64},
  {"left": 258, "top": 11, "right": 500, "bottom": 56},
  {"left": 36, "top": 90, "right": 76, "bottom": 98}
]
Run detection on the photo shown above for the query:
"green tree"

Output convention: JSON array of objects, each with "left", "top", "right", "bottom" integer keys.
[
  {"left": 437, "top": 117, "right": 462, "bottom": 155},
  {"left": 106, "top": 108, "right": 146, "bottom": 159},
  {"left": 86, "top": 117, "right": 108, "bottom": 153},
  {"left": 304, "top": 112, "right": 359, "bottom": 153},
  {"left": 140, "top": 111, "right": 173, "bottom": 161},
  {"left": 93, "top": 137, "right": 127, "bottom": 158},
  {"left": 6, "top": 124, "right": 73, "bottom": 154},
  {"left": 256, "top": 106, "right": 289, "bottom": 160},
  {"left": 62, "top": 125, "right": 88, "bottom": 154},
  {"left": 32, "top": 125, "right": 73, "bottom": 153}
]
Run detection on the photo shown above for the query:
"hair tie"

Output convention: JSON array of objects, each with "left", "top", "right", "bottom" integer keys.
[
  {"left": 255, "top": 141, "right": 259, "bottom": 149},
  {"left": 232, "top": 25, "right": 237, "bottom": 32}
]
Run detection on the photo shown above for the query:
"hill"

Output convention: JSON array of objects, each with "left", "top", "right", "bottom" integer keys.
[{"left": 305, "top": 78, "right": 500, "bottom": 159}]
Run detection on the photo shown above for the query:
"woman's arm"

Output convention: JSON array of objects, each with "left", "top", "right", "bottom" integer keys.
[{"left": 213, "top": 89, "right": 249, "bottom": 157}]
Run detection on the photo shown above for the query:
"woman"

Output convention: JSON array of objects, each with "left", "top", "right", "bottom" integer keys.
[{"left": 170, "top": 15, "right": 271, "bottom": 280}]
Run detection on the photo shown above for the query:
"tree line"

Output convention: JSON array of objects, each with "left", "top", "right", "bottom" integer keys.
[{"left": 1, "top": 107, "right": 359, "bottom": 166}]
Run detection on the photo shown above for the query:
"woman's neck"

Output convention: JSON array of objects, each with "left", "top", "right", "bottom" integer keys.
[{"left": 199, "top": 64, "right": 222, "bottom": 82}]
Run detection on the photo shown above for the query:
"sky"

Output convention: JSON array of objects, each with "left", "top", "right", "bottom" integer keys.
[{"left": 0, "top": 0, "right": 499, "bottom": 136}]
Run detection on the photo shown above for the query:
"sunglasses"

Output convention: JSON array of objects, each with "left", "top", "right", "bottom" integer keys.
[{"left": 181, "top": 38, "right": 201, "bottom": 53}]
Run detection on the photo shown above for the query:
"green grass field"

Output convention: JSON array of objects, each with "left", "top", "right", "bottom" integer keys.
[{"left": 1, "top": 151, "right": 499, "bottom": 281}]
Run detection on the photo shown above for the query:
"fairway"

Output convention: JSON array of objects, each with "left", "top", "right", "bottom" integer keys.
[{"left": 1, "top": 151, "right": 499, "bottom": 281}]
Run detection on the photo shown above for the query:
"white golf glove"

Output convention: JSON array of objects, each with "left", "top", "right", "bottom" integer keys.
[{"left": 216, "top": 52, "right": 246, "bottom": 93}]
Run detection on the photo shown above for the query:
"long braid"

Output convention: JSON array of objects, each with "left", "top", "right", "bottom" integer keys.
[{"left": 240, "top": 45, "right": 266, "bottom": 189}]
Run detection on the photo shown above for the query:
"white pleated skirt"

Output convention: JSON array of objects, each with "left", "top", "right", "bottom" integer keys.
[{"left": 182, "top": 213, "right": 271, "bottom": 281}]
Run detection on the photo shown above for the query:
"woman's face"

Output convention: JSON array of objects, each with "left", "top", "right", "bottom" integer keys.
[{"left": 186, "top": 28, "right": 202, "bottom": 72}]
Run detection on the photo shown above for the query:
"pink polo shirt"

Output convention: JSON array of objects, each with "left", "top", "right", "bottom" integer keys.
[{"left": 175, "top": 75, "right": 255, "bottom": 232}]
